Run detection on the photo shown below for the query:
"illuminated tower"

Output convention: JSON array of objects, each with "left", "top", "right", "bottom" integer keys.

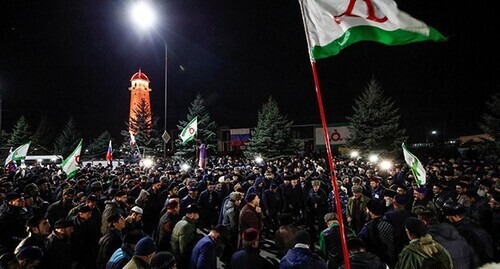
[{"left": 129, "top": 69, "right": 152, "bottom": 134}]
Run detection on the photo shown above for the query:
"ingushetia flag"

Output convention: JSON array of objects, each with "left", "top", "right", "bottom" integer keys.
[
  {"left": 61, "top": 139, "right": 83, "bottom": 179},
  {"left": 4, "top": 142, "right": 31, "bottom": 166},
  {"left": 298, "top": 0, "right": 446, "bottom": 60},
  {"left": 180, "top": 117, "right": 198, "bottom": 144},
  {"left": 402, "top": 143, "right": 426, "bottom": 186}
]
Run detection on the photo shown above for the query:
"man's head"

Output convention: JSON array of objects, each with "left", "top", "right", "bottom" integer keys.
[
  {"left": 242, "top": 228, "right": 260, "bottom": 248},
  {"left": 405, "top": 217, "right": 427, "bottom": 239},
  {"left": 185, "top": 203, "right": 200, "bottom": 220},
  {"left": 229, "top": 192, "right": 242, "bottom": 206},
  {"left": 134, "top": 236, "right": 157, "bottom": 263},
  {"left": 54, "top": 218, "right": 74, "bottom": 237},
  {"left": 324, "top": 212, "right": 338, "bottom": 226},
  {"left": 16, "top": 246, "right": 44, "bottom": 268},
  {"left": 77, "top": 205, "right": 93, "bottom": 221},
  {"left": 245, "top": 193, "right": 260, "bottom": 207},
  {"left": 107, "top": 214, "right": 126, "bottom": 230},
  {"left": 413, "top": 187, "right": 427, "bottom": 200},
  {"left": 62, "top": 188, "right": 76, "bottom": 203},
  {"left": 26, "top": 215, "right": 51, "bottom": 236},
  {"left": 442, "top": 202, "right": 466, "bottom": 222},
  {"left": 6, "top": 192, "right": 24, "bottom": 208}
]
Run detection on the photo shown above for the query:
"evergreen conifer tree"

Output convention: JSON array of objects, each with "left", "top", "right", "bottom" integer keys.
[
  {"left": 54, "top": 117, "right": 81, "bottom": 157},
  {"left": 346, "top": 78, "right": 407, "bottom": 154},
  {"left": 85, "top": 131, "right": 113, "bottom": 160},
  {"left": 121, "top": 98, "right": 162, "bottom": 160},
  {"left": 7, "top": 115, "right": 32, "bottom": 146},
  {"left": 175, "top": 93, "right": 217, "bottom": 158},
  {"left": 244, "top": 96, "right": 298, "bottom": 160},
  {"left": 31, "top": 115, "right": 55, "bottom": 152},
  {"left": 478, "top": 91, "right": 500, "bottom": 159}
]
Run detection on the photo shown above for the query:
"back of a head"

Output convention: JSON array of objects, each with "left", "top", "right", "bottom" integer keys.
[
  {"left": 150, "top": 251, "right": 176, "bottom": 269},
  {"left": 293, "top": 230, "right": 311, "bottom": 245}
]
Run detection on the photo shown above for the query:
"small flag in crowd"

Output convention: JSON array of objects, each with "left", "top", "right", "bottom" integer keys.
[
  {"left": 402, "top": 143, "right": 426, "bottom": 186},
  {"left": 298, "top": 0, "right": 446, "bottom": 60},
  {"left": 198, "top": 143, "right": 207, "bottom": 169},
  {"left": 180, "top": 116, "right": 198, "bottom": 144},
  {"left": 130, "top": 132, "right": 136, "bottom": 148},
  {"left": 106, "top": 140, "right": 113, "bottom": 162},
  {"left": 4, "top": 142, "right": 31, "bottom": 167},
  {"left": 61, "top": 139, "right": 83, "bottom": 179}
]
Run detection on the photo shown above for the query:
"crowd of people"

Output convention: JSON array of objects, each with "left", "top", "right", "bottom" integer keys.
[{"left": 0, "top": 153, "right": 499, "bottom": 269}]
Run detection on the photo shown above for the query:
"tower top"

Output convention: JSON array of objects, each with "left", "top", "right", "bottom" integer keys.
[{"left": 130, "top": 69, "right": 150, "bottom": 82}]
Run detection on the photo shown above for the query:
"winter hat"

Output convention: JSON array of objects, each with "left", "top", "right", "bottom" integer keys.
[
  {"left": 166, "top": 200, "right": 179, "bottom": 210},
  {"left": 86, "top": 194, "right": 99, "bottom": 202},
  {"left": 107, "top": 214, "right": 122, "bottom": 224},
  {"left": 384, "top": 189, "right": 397, "bottom": 198},
  {"left": 5, "top": 192, "right": 22, "bottom": 202},
  {"left": 293, "top": 230, "right": 311, "bottom": 245},
  {"left": 366, "top": 200, "right": 385, "bottom": 216},
  {"left": 131, "top": 206, "right": 143, "bottom": 214},
  {"left": 414, "top": 187, "right": 427, "bottom": 195},
  {"left": 442, "top": 202, "right": 466, "bottom": 216},
  {"left": 54, "top": 218, "right": 74, "bottom": 229},
  {"left": 394, "top": 194, "right": 407, "bottom": 205},
  {"left": 134, "top": 236, "right": 157, "bottom": 256},
  {"left": 242, "top": 228, "right": 259, "bottom": 243},
  {"left": 185, "top": 203, "right": 201, "bottom": 214},
  {"left": 404, "top": 217, "right": 427, "bottom": 238},
  {"left": 245, "top": 193, "right": 257, "bottom": 203},
  {"left": 77, "top": 205, "right": 92, "bottom": 213},
  {"left": 26, "top": 215, "right": 45, "bottom": 228},
  {"left": 151, "top": 251, "right": 176, "bottom": 269}
]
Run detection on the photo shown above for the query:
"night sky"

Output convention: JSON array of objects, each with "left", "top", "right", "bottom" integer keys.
[{"left": 0, "top": 0, "right": 498, "bottom": 144}]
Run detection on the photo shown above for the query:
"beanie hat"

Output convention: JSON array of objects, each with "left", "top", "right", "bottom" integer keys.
[
  {"left": 6, "top": 192, "right": 22, "bottom": 202},
  {"left": 131, "top": 206, "right": 143, "bottom": 214},
  {"left": 366, "top": 200, "right": 385, "bottom": 216},
  {"left": 86, "top": 194, "right": 99, "bottom": 202},
  {"left": 54, "top": 218, "right": 74, "bottom": 229},
  {"left": 394, "top": 194, "right": 407, "bottom": 205},
  {"left": 134, "top": 236, "right": 157, "bottom": 256},
  {"left": 384, "top": 189, "right": 397, "bottom": 198},
  {"left": 151, "top": 251, "right": 176, "bottom": 269},
  {"left": 404, "top": 217, "right": 427, "bottom": 237},
  {"left": 415, "top": 187, "right": 427, "bottom": 195},
  {"left": 26, "top": 215, "right": 45, "bottom": 228},
  {"left": 293, "top": 230, "right": 311, "bottom": 245},
  {"left": 185, "top": 203, "right": 201, "bottom": 214},
  {"left": 77, "top": 205, "right": 92, "bottom": 213},
  {"left": 442, "top": 202, "right": 466, "bottom": 216},
  {"left": 245, "top": 193, "right": 257, "bottom": 203},
  {"left": 242, "top": 228, "right": 259, "bottom": 243},
  {"left": 346, "top": 238, "right": 365, "bottom": 251}
]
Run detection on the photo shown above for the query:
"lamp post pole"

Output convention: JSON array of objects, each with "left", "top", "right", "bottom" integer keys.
[{"left": 163, "top": 42, "right": 168, "bottom": 160}]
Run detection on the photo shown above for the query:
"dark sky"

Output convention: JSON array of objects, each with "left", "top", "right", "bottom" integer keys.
[{"left": 0, "top": 0, "right": 498, "bottom": 144}]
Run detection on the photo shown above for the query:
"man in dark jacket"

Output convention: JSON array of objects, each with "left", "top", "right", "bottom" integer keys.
[
  {"left": 189, "top": 224, "right": 226, "bottom": 269},
  {"left": 231, "top": 228, "right": 273, "bottom": 269},
  {"left": 45, "top": 218, "right": 74, "bottom": 269},
  {"left": 71, "top": 205, "right": 99, "bottom": 269},
  {"left": 339, "top": 238, "right": 387, "bottom": 269},
  {"left": 283, "top": 175, "right": 305, "bottom": 223},
  {"left": 106, "top": 230, "right": 145, "bottom": 269},
  {"left": 239, "top": 193, "right": 264, "bottom": 235},
  {"left": 279, "top": 230, "right": 327, "bottom": 269},
  {"left": 96, "top": 214, "right": 126, "bottom": 269},
  {"left": 319, "top": 213, "right": 355, "bottom": 269},
  {"left": 101, "top": 191, "right": 129, "bottom": 235},
  {"left": 198, "top": 181, "right": 221, "bottom": 229},
  {"left": 45, "top": 187, "right": 76, "bottom": 227},
  {"left": 14, "top": 215, "right": 51, "bottom": 255},
  {"left": 0, "top": 192, "right": 29, "bottom": 255}
]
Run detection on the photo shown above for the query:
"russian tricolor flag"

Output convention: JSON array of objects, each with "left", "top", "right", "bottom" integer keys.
[
  {"left": 106, "top": 140, "right": 113, "bottom": 162},
  {"left": 230, "top": 129, "right": 251, "bottom": 147}
]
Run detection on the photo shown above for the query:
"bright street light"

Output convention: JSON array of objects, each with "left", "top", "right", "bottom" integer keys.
[
  {"left": 181, "top": 163, "right": 191, "bottom": 172},
  {"left": 141, "top": 158, "right": 154, "bottom": 168},
  {"left": 128, "top": 1, "right": 168, "bottom": 159},
  {"left": 368, "top": 154, "right": 378, "bottom": 163},
  {"left": 129, "top": 2, "right": 156, "bottom": 30},
  {"left": 350, "top": 151, "right": 359, "bottom": 159},
  {"left": 379, "top": 160, "right": 393, "bottom": 170},
  {"left": 255, "top": 156, "right": 264, "bottom": 165}
]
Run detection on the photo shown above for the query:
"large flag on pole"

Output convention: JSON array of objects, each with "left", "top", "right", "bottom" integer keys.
[
  {"left": 4, "top": 142, "right": 31, "bottom": 166},
  {"left": 402, "top": 143, "right": 426, "bottom": 186},
  {"left": 198, "top": 143, "right": 207, "bottom": 169},
  {"left": 129, "top": 132, "right": 136, "bottom": 148},
  {"left": 61, "top": 139, "right": 82, "bottom": 179},
  {"left": 298, "top": 0, "right": 446, "bottom": 60},
  {"left": 106, "top": 140, "right": 113, "bottom": 163},
  {"left": 180, "top": 117, "right": 198, "bottom": 144}
]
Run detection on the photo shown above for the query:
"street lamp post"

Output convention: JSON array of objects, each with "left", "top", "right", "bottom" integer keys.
[{"left": 129, "top": 1, "right": 168, "bottom": 160}]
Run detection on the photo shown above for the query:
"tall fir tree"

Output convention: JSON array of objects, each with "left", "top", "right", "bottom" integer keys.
[
  {"left": 31, "top": 115, "right": 55, "bottom": 152},
  {"left": 346, "top": 78, "right": 407, "bottom": 154},
  {"left": 7, "top": 115, "right": 32, "bottom": 146},
  {"left": 175, "top": 93, "right": 217, "bottom": 158},
  {"left": 54, "top": 117, "right": 81, "bottom": 158},
  {"left": 121, "top": 98, "right": 162, "bottom": 160},
  {"left": 244, "top": 96, "right": 298, "bottom": 160},
  {"left": 478, "top": 91, "right": 500, "bottom": 159},
  {"left": 85, "top": 131, "right": 113, "bottom": 160}
]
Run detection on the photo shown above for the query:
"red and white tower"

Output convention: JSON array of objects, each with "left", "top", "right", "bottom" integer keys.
[{"left": 129, "top": 69, "right": 152, "bottom": 134}]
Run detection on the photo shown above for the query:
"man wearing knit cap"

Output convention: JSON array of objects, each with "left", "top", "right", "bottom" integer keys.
[
  {"left": 96, "top": 214, "right": 126, "bottom": 269},
  {"left": 107, "top": 229, "right": 146, "bottom": 269},
  {"left": 411, "top": 187, "right": 437, "bottom": 216},
  {"left": 359, "top": 199, "right": 397, "bottom": 268},
  {"left": 155, "top": 199, "right": 180, "bottom": 252},
  {"left": 123, "top": 236, "right": 156, "bottom": 269},
  {"left": 230, "top": 228, "right": 273, "bottom": 269},
  {"left": 395, "top": 217, "right": 452, "bottom": 269},
  {"left": 238, "top": 193, "right": 264, "bottom": 246},
  {"left": 45, "top": 218, "right": 74, "bottom": 269},
  {"left": 319, "top": 212, "right": 355, "bottom": 269},
  {"left": 171, "top": 203, "right": 202, "bottom": 268},
  {"left": 346, "top": 185, "right": 370, "bottom": 233}
]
